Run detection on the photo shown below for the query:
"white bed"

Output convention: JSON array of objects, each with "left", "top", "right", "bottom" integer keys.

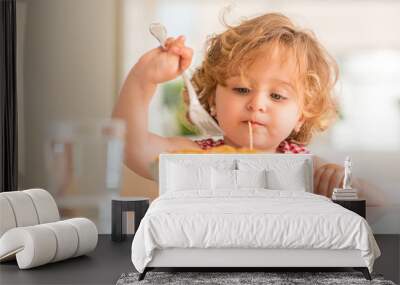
[{"left": 131, "top": 154, "right": 380, "bottom": 280}]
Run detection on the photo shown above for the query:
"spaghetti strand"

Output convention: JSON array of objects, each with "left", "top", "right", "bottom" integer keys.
[{"left": 248, "top": 121, "right": 253, "bottom": 150}]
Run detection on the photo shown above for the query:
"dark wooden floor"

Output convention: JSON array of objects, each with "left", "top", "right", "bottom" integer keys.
[{"left": 0, "top": 235, "right": 398, "bottom": 285}]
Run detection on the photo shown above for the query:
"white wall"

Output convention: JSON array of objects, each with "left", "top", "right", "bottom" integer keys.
[
  {"left": 120, "top": 0, "right": 400, "bottom": 233},
  {"left": 18, "top": 0, "right": 118, "bottom": 188},
  {"left": 16, "top": 0, "right": 400, "bottom": 233},
  {"left": 16, "top": 0, "right": 119, "bottom": 233}
]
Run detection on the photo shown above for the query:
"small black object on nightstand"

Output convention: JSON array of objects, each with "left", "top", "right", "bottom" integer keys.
[
  {"left": 112, "top": 197, "right": 149, "bottom": 242},
  {"left": 332, "top": 199, "right": 366, "bottom": 218}
]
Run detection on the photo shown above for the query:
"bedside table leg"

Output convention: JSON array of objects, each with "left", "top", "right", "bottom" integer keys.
[
  {"left": 112, "top": 201, "right": 123, "bottom": 242},
  {"left": 134, "top": 202, "right": 149, "bottom": 234}
]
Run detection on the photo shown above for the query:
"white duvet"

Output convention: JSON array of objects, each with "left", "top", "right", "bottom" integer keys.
[{"left": 131, "top": 190, "right": 380, "bottom": 273}]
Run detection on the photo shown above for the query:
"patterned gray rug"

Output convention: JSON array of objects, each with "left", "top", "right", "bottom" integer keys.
[{"left": 116, "top": 271, "right": 396, "bottom": 285}]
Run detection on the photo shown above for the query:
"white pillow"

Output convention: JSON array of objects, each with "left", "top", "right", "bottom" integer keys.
[
  {"left": 211, "top": 168, "right": 236, "bottom": 190},
  {"left": 237, "top": 158, "right": 308, "bottom": 191},
  {"left": 236, "top": 169, "right": 268, "bottom": 189},
  {"left": 266, "top": 168, "right": 306, "bottom": 191},
  {"left": 211, "top": 168, "right": 268, "bottom": 190},
  {"left": 166, "top": 162, "right": 212, "bottom": 191}
]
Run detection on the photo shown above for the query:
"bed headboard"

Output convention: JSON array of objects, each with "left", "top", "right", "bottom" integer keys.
[{"left": 159, "top": 153, "right": 314, "bottom": 195}]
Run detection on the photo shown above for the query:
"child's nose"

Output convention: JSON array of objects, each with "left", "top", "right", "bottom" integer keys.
[{"left": 246, "top": 93, "right": 269, "bottom": 113}]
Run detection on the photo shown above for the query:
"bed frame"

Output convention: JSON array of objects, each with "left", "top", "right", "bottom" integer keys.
[
  {"left": 138, "top": 154, "right": 372, "bottom": 281},
  {"left": 139, "top": 248, "right": 371, "bottom": 280}
]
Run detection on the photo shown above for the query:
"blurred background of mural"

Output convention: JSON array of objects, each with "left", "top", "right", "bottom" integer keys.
[{"left": 16, "top": 0, "right": 400, "bottom": 233}]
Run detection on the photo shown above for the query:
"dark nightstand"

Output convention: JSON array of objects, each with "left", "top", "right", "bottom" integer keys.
[
  {"left": 112, "top": 197, "right": 150, "bottom": 242},
  {"left": 332, "top": 199, "right": 366, "bottom": 218}
]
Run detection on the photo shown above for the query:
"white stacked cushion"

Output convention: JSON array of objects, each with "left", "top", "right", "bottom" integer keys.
[
  {"left": 65, "top": 218, "right": 98, "bottom": 257},
  {"left": 24, "top": 189, "right": 60, "bottom": 223},
  {"left": 0, "top": 189, "right": 98, "bottom": 269},
  {"left": 0, "top": 189, "right": 59, "bottom": 237},
  {"left": 42, "top": 221, "right": 78, "bottom": 262},
  {"left": 1, "top": 191, "right": 39, "bottom": 227},
  {"left": 0, "top": 218, "right": 98, "bottom": 269},
  {"left": 0, "top": 225, "right": 57, "bottom": 268},
  {"left": 0, "top": 196, "right": 17, "bottom": 237}
]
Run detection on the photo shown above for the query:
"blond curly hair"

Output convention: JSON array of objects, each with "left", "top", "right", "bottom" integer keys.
[{"left": 183, "top": 12, "right": 339, "bottom": 145}]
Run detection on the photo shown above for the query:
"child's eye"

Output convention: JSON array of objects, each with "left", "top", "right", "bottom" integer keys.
[
  {"left": 233, "top": 87, "right": 251, "bottom": 95},
  {"left": 270, "top": 93, "right": 286, "bottom": 101}
]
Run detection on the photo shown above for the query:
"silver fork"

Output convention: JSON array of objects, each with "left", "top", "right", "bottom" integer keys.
[{"left": 149, "top": 23, "right": 223, "bottom": 137}]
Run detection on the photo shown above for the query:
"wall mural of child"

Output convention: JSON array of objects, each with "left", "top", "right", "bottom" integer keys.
[{"left": 112, "top": 12, "right": 386, "bottom": 206}]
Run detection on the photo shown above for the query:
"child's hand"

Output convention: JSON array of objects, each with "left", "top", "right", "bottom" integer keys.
[
  {"left": 133, "top": 35, "right": 193, "bottom": 85},
  {"left": 314, "top": 163, "right": 344, "bottom": 198}
]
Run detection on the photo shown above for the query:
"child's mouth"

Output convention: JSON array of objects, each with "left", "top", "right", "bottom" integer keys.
[{"left": 243, "top": 120, "right": 266, "bottom": 127}]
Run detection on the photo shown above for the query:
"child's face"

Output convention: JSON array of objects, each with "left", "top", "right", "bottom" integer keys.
[{"left": 214, "top": 48, "right": 303, "bottom": 151}]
